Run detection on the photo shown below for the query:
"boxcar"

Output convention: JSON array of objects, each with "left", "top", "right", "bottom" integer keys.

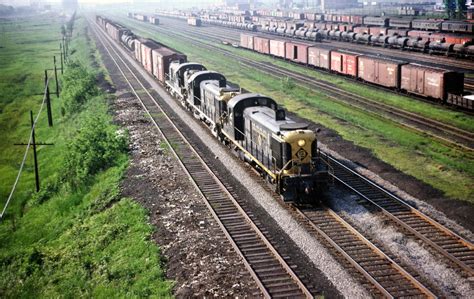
[
  {"left": 407, "top": 30, "right": 432, "bottom": 40},
  {"left": 240, "top": 33, "right": 254, "bottom": 50},
  {"left": 368, "top": 27, "right": 388, "bottom": 36},
  {"left": 270, "top": 39, "right": 286, "bottom": 58},
  {"left": 140, "top": 39, "right": 162, "bottom": 75},
  {"left": 149, "top": 16, "right": 159, "bottom": 25},
  {"left": 308, "top": 46, "right": 331, "bottom": 70},
  {"left": 353, "top": 26, "right": 369, "bottom": 34},
  {"left": 314, "top": 22, "right": 327, "bottom": 30},
  {"left": 412, "top": 19, "right": 442, "bottom": 31},
  {"left": 358, "top": 56, "right": 406, "bottom": 88},
  {"left": 330, "top": 50, "right": 361, "bottom": 77},
  {"left": 401, "top": 64, "right": 464, "bottom": 100},
  {"left": 443, "top": 34, "right": 474, "bottom": 45},
  {"left": 253, "top": 36, "right": 271, "bottom": 54},
  {"left": 134, "top": 38, "right": 144, "bottom": 62},
  {"left": 285, "top": 41, "right": 311, "bottom": 64},
  {"left": 387, "top": 29, "right": 410, "bottom": 36},
  {"left": 187, "top": 17, "right": 202, "bottom": 26},
  {"left": 152, "top": 47, "right": 187, "bottom": 84},
  {"left": 351, "top": 16, "right": 364, "bottom": 25},
  {"left": 340, "top": 15, "right": 351, "bottom": 23}
]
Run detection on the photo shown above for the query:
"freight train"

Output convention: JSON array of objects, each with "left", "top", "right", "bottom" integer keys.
[
  {"left": 96, "top": 15, "right": 331, "bottom": 202},
  {"left": 241, "top": 33, "right": 472, "bottom": 110},
  {"left": 152, "top": 10, "right": 474, "bottom": 59}
]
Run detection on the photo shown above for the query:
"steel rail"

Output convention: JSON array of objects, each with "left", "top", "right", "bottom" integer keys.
[
  {"left": 294, "top": 205, "right": 437, "bottom": 298},
  {"left": 117, "top": 17, "right": 474, "bottom": 152},
  {"left": 90, "top": 18, "right": 313, "bottom": 299},
  {"left": 158, "top": 15, "right": 474, "bottom": 72},
  {"left": 325, "top": 154, "right": 474, "bottom": 277}
]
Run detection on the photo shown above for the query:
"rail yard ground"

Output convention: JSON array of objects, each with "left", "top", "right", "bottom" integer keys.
[
  {"left": 107, "top": 12, "right": 474, "bottom": 211},
  {"left": 0, "top": 15, "right": 173, "bottom": 296}
]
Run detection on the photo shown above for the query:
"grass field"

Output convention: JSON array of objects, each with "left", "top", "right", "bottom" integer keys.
[
  {"left": 103, "top": 13, "right": 474, "bottom": 203},
  {"left": 0, "top": 14, "right": 172, "bottom": 296}
]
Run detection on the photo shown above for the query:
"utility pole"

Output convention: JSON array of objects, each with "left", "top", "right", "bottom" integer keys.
[
  {"left": 44, "top": 70, "right": 53, "bottom": 127},
  {"left": 60, "top": 43, "right": 64, "bottom": 74},
  {"left": 30, "top": 111, "right": 40, "bottom": 192},
  {"left": 53, "top": 56, "right": 59, "bottom": 98},
  {"left": 14, "top": 112, "right": 54, "bottom": 192}
]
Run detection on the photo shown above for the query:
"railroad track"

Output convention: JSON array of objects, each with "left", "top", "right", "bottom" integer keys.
[
  {"left": 90, "top": 18, "right": 314, "bottom": 299},
  {"left": 293, "top": 204, "right": 436, "bottom": 298},
  {"left": 94, "top": 15, "right": 474, "bottom": 296},
  {"left": 326, "top": 154, "right": 474, "bottom": 277},
  {"left": 158, "top": 15, "right": 474, "bottom": 73},
  {"left": 116, "top": 15, "right": 474, "bottom": 152},
  {"left": 158, "top": 16, "right": 474, "bottom": 95}
]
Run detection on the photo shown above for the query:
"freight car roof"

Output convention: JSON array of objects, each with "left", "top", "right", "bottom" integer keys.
[
  {"left": 405, "top": 63, "right": 451, "bottom": 73},
  {"left": 360, "top": 55, "right": 407, "bottom": 65}
]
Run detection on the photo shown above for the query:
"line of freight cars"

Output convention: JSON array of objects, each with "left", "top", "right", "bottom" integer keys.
[
  {"left": 241, "top": 33, "right": 473, "bottom": 110},
  {"left": 153, "top": 10, "right": 474, "bottom": 58},
  {"left": 95, "top": 15, "right": 331, "bottom": 201},
  {"left": 258, "top": 21, "right": 474, "bottom": 59},
  {"left": 127, "top": 12, "right": 160, "bottom": 25},
  {"left": 256, "top": 12, "right": 474, "bottom": 34}
]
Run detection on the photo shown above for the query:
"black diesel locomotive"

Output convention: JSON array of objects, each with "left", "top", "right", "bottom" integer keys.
[{"left": 96, "top": 15, "right": 331, "bottom": 202}]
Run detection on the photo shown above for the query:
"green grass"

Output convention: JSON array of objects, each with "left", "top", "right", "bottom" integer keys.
[
  {"left": 103, "top": 13, "right": 474, "bottom": 202},
  {"left": 0, "top": 14, "right": 173, "bottom": 297}
]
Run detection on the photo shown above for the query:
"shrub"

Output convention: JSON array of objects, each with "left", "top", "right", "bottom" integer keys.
[
  {"left": 61, "top": 62, "right": 97, "bottom": 115},
  {"left": 62, "top": 110, "right": 127, "bottom": 187}
]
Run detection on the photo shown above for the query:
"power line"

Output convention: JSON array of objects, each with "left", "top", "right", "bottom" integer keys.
[{"left": 0, "top": 78, "right": 50, "bottom": 220}]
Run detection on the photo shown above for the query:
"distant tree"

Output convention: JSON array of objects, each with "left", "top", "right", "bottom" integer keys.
[
  {"left": 455, "top": 0, "right": 467, "bottom": 19},
  {"left": 444, "top": 0, "right": 456, "bottom": 18}
]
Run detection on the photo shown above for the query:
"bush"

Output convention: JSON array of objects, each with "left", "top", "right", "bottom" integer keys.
[
  {"left": 61, "top": 62, "right": 97, "bottom": 115},
  {"left": 63, "top": 110, "right": 127, "bottom": 188}
]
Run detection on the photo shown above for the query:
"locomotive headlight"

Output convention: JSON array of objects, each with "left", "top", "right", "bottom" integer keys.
[{"left": 298, "top": 139, "right": 306, "bottom": 147}]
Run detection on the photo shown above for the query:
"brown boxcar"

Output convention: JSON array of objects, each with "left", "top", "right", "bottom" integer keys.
[
  {"left": 134, "top": 38, "right": 143, "bottom": 62},
  {"left": 387, "top": 29, "right": 410, "bottom": 36},
  {"left": 407, "top": 30, "right": 431, "bottom": 40},
  {"left": 353, "top": 26, "right": 369, "bottom": 34},
  {"left": 341, "top": 15, "right": 351, "bottom": 23},
  {"left": 358, "top": 56, "right": 407, "bottom": 88},
  {"left": 269, "top": 39, "right": 286, "bottom": 58},
  {"left": 351, "top": 16, "right": 364, "bottom": 25},
  {"left": 444, "top": 34, "right": 473, "bottom": 45},
  {"left": 253, "top": 36, "right": 271, "bottom": 54},
  {"left": 308, "top": 46, "right": 331, "bottom": 70},
  {"left": 140, "top": 39, "right": 162, "bottom": 74},
  {"left": 240, "top": 33, "right": 254, "bottom": 50},
  {"left": 368, "top": 27, "right": 388, "bottom": 36},
  {"left": 314, "top": 22, "right": 327, "bottom": 30},
  {"left": 330, "top": 50, "right": 360, "bottom": 77},
  {"left": 285, "top": 41, "right": 310, "bottom": 64},
  {"left": 401, "top": 64, "right": 464, "bottom": 100},
  {"left": 152, "top": 47, "right": 187, "bottom": 84}
]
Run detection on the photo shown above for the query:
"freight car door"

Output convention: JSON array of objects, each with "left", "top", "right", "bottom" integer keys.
[{"left": 417, "top": 69, "right": 425, "bottom": 94}]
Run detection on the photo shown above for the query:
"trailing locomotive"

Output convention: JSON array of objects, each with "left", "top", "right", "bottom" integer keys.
[{"left": 96, "top": 15, "right": 330, "bottom": 201}]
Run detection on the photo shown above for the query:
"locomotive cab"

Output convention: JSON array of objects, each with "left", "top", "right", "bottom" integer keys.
[{"left": 223, "top": 94, "right": 331, "bottom": 202}]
